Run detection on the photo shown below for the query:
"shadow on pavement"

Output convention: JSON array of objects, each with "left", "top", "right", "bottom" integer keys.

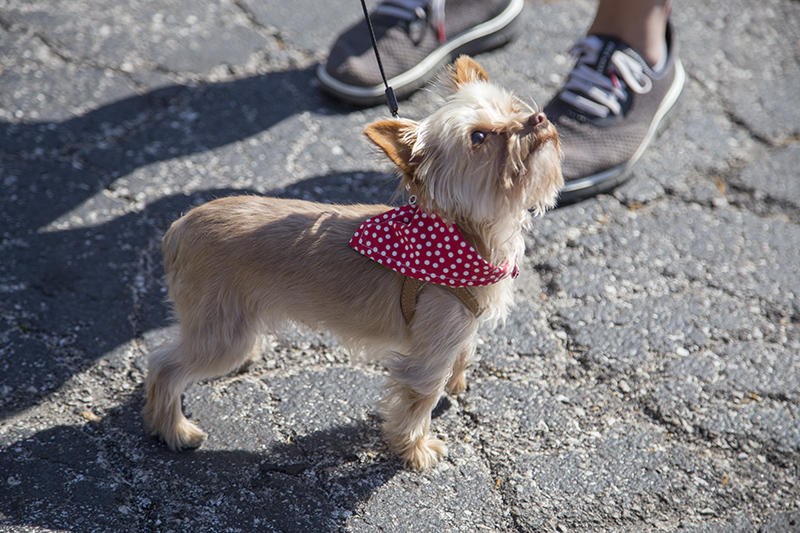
[
  {"left": 0, "top": 393, "right": 402, "bottom": 531},
  {"left": 0, "top": 170, "right": 397, "bottom": 419},
  {"left": 0, "top": 65, "right": 358, "bottom": 230},
  {"left": 0, "top": 59, "right": 404, "bottom": 422},
  {"left": 1, "top": 167, "right": 398, "bottom": 416}
]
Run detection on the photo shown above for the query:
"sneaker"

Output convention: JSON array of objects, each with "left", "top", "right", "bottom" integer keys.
[
  {"left": 544, "top": 23, "right": 686, "bottom": 204},
  {"left": 317, "top": 0, "right": 523, "bottom": 106}
]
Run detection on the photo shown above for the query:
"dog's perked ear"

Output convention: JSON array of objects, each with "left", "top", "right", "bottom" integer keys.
[
  {"left": 364, "top": 119, "right": 421, "bottom": 177},
  {"left": 449, "top": 55, "right": 489, "bottom": 88}
]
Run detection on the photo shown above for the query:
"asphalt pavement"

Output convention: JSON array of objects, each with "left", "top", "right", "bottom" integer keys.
[{"left": 1, "top": 0, "right": 799, "bottom": 531}]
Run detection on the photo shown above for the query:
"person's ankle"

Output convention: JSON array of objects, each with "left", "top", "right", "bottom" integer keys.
[
  {"left": 637, "top": 36, "right": 667, "bottom": 70},
  {"left": 587, "top": 10, "right": 668, "bottom": 69},
  {"left": 587, "top": 29, "right": 666, "bottom": 69}
]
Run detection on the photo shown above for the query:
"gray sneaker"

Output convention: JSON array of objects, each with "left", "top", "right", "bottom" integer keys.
[
  {"left": 317, "top": 0, "right": 523, "bottom": 106},
  {"left": 544, "top": 24, "right": 686, "bottom": 203}
]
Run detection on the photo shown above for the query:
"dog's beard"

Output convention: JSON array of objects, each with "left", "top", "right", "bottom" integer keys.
[{"left": 405, "top": 81, "right": 563, "bottom": 266}]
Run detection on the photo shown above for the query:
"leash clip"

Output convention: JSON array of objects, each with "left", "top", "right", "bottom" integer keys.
[{"left": 360, "top": 0, "right": 400, "bottom": 118}]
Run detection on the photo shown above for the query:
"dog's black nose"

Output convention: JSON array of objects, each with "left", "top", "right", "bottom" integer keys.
[{"left": 528, "top": 112, "right": 547, "bottom": 127}]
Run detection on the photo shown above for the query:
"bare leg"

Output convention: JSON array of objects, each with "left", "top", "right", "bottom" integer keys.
[{"left": 588, "top": 0, "right": 670, "bottom": 67}]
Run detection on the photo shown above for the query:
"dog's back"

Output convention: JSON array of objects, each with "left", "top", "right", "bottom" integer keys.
[{"left": 162, "top": 196, "right": 411, "bottom": 350}]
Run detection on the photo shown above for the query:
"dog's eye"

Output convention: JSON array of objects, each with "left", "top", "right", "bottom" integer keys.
[{"left": 470, "top": 131, "right": 487, "bottom": 147}]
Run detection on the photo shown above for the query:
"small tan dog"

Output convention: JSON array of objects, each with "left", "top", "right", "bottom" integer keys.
[{"left": 143, "top": 57, "right": 563, "bottom": 470}]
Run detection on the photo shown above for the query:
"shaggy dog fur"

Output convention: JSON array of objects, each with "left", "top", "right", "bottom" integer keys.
[{"left": 143, "top": 57, "right": 563, "bottom": 470}]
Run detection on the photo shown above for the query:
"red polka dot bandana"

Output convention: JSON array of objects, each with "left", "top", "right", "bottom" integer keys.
[{"left": 350, "top": 205, "right": 518, "bottom": 287}]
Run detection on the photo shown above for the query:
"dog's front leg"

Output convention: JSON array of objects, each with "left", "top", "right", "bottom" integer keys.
[
  {"left": 381, "top": 297, "right": 477, "bottom": 470},
  {"left": 445, "top": 342, "right": 475, "bottom": 395},
  {"left": 382, "top": 380, "right": 448, "bottom": 470}
]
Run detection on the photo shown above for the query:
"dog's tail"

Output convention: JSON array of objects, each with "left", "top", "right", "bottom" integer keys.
[{"left": 161, "top": 215, "right": 188, "bottom": 276}]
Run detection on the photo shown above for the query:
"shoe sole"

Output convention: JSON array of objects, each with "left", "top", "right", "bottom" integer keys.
[
  {"left": 317, "top": 0, "right": 524, "bottom": 106},
  {"left": 557, "top": 57, "right": 687, "bottom": 205}
]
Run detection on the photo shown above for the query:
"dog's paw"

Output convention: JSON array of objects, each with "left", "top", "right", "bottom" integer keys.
[
  {"left": 401, "top": 436, "right": 447, "bottom": 471},
  {"left": 445, "top": 370, "right": 467, "bottom": 395},
  {"left": 164, "top": 419, "right": 208, "bottom": 451}
]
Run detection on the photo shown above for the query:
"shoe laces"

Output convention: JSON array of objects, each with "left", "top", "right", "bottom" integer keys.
[
  {"left": 558, "top": 36, "right": 653, "bottom": 118},
  {"left": 374, "top": 0, "right": 447, "bottom": 41}
]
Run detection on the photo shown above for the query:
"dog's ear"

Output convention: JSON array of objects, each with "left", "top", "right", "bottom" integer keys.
[
  {"left": 450, "top": 55, "right": 489, "bottom": 87},
  {"left": 364, "top": 119, "right": 420, "bottom": 175}
]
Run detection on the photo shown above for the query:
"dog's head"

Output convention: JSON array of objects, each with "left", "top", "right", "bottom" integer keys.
[{"left": 365, "top": 56, "right": 563, "bottom": 225}]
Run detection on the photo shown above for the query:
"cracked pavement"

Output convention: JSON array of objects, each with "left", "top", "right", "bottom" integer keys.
[{"left": 1, "top": 0, "right": 799, "bottom": 531}]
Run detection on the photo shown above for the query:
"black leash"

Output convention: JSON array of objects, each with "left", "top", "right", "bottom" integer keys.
[{"left": 359, "top": 0, "right": 399, "bottom": 117}]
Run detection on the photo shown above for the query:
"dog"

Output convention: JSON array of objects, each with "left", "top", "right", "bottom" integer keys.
[{"left": 143, "top": 56, "right": 563, "bottom": 470}]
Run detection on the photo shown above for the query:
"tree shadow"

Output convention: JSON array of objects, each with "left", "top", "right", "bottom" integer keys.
[
  {"left": 0, "top": 65, "right": 362, "bottom": 230},
  {"left": 0, "top": 393, "right": 404, "bottom": 532}
]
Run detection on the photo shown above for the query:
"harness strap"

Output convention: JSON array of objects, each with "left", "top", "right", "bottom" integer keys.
[{"left": 401, "top": 276, "right": 483, "bottom": 324}]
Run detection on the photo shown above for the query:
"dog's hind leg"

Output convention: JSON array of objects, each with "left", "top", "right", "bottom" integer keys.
[
  {"left": 143, "top": 341, "right": 208, "bottom": 450},
  {"left": 143, "top": 316, "right": 259, "bottom": 451},
  {"left": 381, "top": 296, "right": 477, "bottom": 470}
]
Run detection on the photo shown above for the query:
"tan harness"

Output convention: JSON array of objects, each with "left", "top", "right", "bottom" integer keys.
[{"left": 400, "top": 276, "right": 483, "bottom": 324}]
